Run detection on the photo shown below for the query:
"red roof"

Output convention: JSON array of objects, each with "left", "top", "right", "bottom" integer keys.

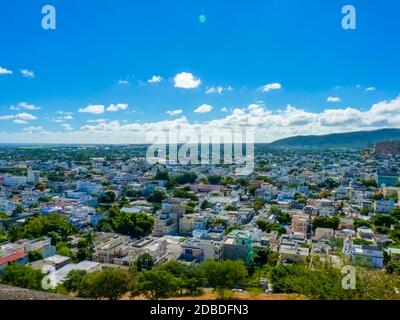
[{"left": 0, "top": 250, "right": 26, "bottom": 266}]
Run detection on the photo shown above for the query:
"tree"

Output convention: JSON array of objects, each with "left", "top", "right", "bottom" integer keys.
[
  {"left": 7, "top": 224, "right": 25, "bottom": 242},
  {"left": 99, "top": 191, "right": 116, "bottom": 203},
  {"left": 270, "top": 206, "right": 292, "bottom": 224},
  {"left": 24, "top": 213, "right": 74, "bottom": 244},
  {"left": 28, "top": 250, "right": 43, "bottom": 262},
  {"left": 200, "top": 260, "right": 248, "bottom": 299},
  {"left": 97, "top": 209, "right": 154, "bottom": 238},
  {"left": 146, "top": 190, "right": 166, "bottom": 203},
  {"left": 207, "top": 175, "right": 223, "bottom": 185},
  {"left": 353, "top": 218, "right": 372, "bottom": 230},
  {"left": 157, "top": 261, "right": 204, "bottom": 296},
  {"left": 372, "top": 214, "right": 396, "bottom": 228},
  {"left": 79, "top": 268, "right": 136, "bottom": 300},
  {"left": 361, "top": 178, "right": 378, "bottom": 188},
  {"left": 200, "top": 199, "right": 212, "bottom": 210},
  {"left": 155, "top": 170, "right": 169, "bottom": 181},
  {"left": 134, "top": 253, "right": 155, "bottom": 272},
  {"left": 62, "top": 270, "right": 87, "bottom": 293},
  {"left": 312, "top": 216, "right": 340, "bottom": 231},
  {"left": 390, "top": 207, "right": 400, "bottom": 221},
  {"left": 35, "top": 182, "right": 46, "bottom": 191},
  {"left": 0, "top": 263, "right": 44, "bottom": 291},
  {"left": 253, "top": 198, "right": 266, "bottom": 211},
  {"left": 138, "top": 270, "right": 181, "bottom": 300}
]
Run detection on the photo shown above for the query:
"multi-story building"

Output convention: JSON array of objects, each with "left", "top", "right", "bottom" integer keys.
[
  {"left": 291, "top": 213, "right": 310, "bottom": 235},
  {"left": 153, "top": 198, "right": 188, "bottom": 237},
  {"left": 222, "top": 230, "right": 253, "bottom": 263}
]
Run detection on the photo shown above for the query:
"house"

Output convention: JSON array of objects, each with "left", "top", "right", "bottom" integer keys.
[
  {"left": 153, "top": 198, "right": 188, "bottom": 237},
  {"left": 374, "top": 199, "right": 395, "bottom": 214},
  {"left": 279, "top": 233, "right": 309, "bottom": 263},
  {"left": 291, "top": 213, "right": 310, "bottom": 235},
  {"left": 0, "top": 243, "right": 28, "bottom": 272},
  {"left": 222, "top": 230, "right": 253, "bottom": 263},
  {"left": 351, "top": 245, "right": 384, "bottom": 268}
]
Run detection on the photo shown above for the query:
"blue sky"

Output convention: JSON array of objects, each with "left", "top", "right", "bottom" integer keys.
[{"left": 1, "top": 0, "right": 400, "bottom": 143}]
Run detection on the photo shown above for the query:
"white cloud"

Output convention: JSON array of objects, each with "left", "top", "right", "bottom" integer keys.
[
  {"left": 78, "top": 104, "right": 105, "bottom": 114},
  {"left": 174, "top": 72, "right": 201, "bottom": 89},
  {"left": 87, "top": 119, "right": 107, "bottom": 123},
  {"left": 62, "top": 114, "right": 74, "bottom": 120},
  {"left": 166, "top": 109, "right": 183, "bottom": 116},
  {"left": 118, "top": 80, "right": 130, "bottom": 85},
  {"left": 221, "top": 107, "right": 229, "bottom": 112},
  {"left": 20, "top": 69, "right": 35, "bottom": 78},
  {"left": 3, "top": 97, "right": 400, "bottom": 144},
  {"left": 16, "top": 112, "right": 37, "bottom": 121},
  {"left": 259, "top": 82, "right": 282, "bottom": 92},
  {"left": 14, "top": 120, "right": 28, "bottom": 124},
  {"left": 206, "top": 86, "right": 224, "bottom": 95},
  {"left": 366, "top": 87, "right": 377, "bottom": 92},
  {"left": 106, "top": 103, "right": 128, "bottom": 112},
  {"left": 148, "top": 75, "right": 163, "bottom": 84},
  {"left": 327, "top": 97, "right": 342, "bottom": 103},
  {"left": 194, "top": 104, "right": 213, "bottom": 113},
  {"left": 17, "top": 102, "right": 40, "bottom": 110},
  {"left": 23, "top": 126, "right": 43, "bottom": 132},
  {"left": 0, "top": 67, "right": 12, "bottom": 75},
  {"left": 61, "top": 123, "right": 73, "bottom": 131},
  {"left": 1, "top": 112, "right": 39, "bottom": 122}
]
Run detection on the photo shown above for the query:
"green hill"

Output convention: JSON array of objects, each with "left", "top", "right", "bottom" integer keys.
[{"left": 268, "top": 128, "right": 400, "bottom": 149}]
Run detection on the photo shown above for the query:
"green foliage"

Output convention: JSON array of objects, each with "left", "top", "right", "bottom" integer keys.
[
  {"left": 353, "top": 218, "right": 372, "bottom": 230},
  {"left": 352, "top": 238, "right": 373, "bottom": 245},
  {"left": 372, "top": 214, "right": 396, "bottom": 228},
  {"left": 200, "top": 260, "right": 248, "bottom": 299},
  {"left": 224, "top": 205, "right": 238, "bottom": 211},
  {"left": 99, "top": 191, "right": 116, "bottom": 203},
  {"left": 134, "top": 253, "right": 155, "bottom": 272},
  {"left": 200, "top": 199, "right": 212, "bottom": 210},
  {"left": 7, "top": 224, "right": 25, "bottom": 242},
  {"left": 62, "top": 270, "right": 87, "bottom": 293},
  {"left": 207, "top": 175, "right": 223, "bottom": 185},
  {"left": 155, "top": 170, "right": 169, "bottom": 181},
  {"left": 252, "top": 247, "right": 279, "bottom": 268},
  {"left": 28, "top": 250, "right": 43, "bottom": 262},
  {"left": 0, "top": 263, "right": 44, "bottom": 291},
  {"left": 146, "top": 190, "right": 166, "bottom": 203},
  {"left": 56, "top": 242, "right": 71, "bottom": 257},
  {"left": 312, "top": 216, "right": 340, "bottom": 231},
  {"left": 269, "top": 263, "right": 400, "bottom": 300},
  {"left": 320, "top": 177, "right": 340, "bottom": 189},
  {"left": 138, "top": 270, "right": 181, "bottom": 300},
  {"left": 97, "top": 208, "right": 154, "bottom": 237},
  {"left": 270, "top": 206, "right": 292, "bottom": 224},
  {"left": 158, "top": 261, "right": 205, "bottom": 296},
  {"left": 78, "top": 268, "right": 137, "bottom": 300},
  {"left": 360, "top": 178, "right": 378, "bottom": 188},
  {"left": 386, "top": 260, "right": 400, "bottom": 274},
  {"left": 166, "top": 172, "right": 198, "bottom": 188},
  {"left": 172, "top": 188, "right": 199, "bottom": 201},
  {"left": 24, "top": 213, "right": 74, "bottom": 244},
  {"left": 253, "top": 198, "right": 266, "bottom": 211},
  {"left": 256, "top": 218, "right": 286, "bottom": 234}
]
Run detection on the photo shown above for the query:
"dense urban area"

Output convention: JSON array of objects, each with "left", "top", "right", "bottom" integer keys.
[{"left": 1, "top": 143, "right": 400, "bottom": 300}]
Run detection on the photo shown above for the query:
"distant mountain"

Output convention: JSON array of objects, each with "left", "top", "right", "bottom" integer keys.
[{"left": 268, "top": 128, "right": 400, "bottom": 149}]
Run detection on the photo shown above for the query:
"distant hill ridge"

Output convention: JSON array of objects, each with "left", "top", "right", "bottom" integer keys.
[{"left": 268, "top": 128, "right": 400, "bottom": 149}]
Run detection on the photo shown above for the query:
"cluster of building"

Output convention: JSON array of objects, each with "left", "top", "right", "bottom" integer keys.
[{"left": 1, "top": 147, "right": 400, "bottom": 289}]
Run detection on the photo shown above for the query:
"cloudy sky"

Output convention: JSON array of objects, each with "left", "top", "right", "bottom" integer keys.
[{"left": 1, "top": 0, "right": 400, "bottom": 143}]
